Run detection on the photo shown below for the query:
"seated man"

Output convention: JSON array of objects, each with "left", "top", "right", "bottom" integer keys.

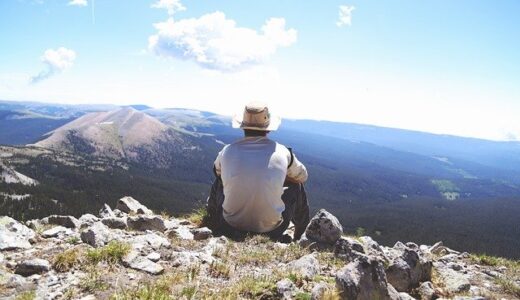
[{"left": 206, "top": 102, "right": 310, "bottom": 241}]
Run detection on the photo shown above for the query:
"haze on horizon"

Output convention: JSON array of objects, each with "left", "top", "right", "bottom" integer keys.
[{"left": 1, "top": 0, "right": 519, "bottom": 141}]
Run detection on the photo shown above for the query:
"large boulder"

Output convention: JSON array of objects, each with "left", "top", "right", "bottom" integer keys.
[
  {"left": 42, "top": 215, "right": 80, "bottom": 229},
  {"left": 127, "top": 215, "right": 166, "bottom": 232},
  {"left": 15, "top": 259, "right": 50, "bottom": 276},
  {"left": 80, "top": 222, "right": 113, "bottom": 247},
  {"left": 0, "top": 216, "right": 35, "bottom": 250},
  {"left": 304, "top": 209, "right": 343, "bottom": 245},
  {"left": 386, "top": 248, "right": 432, "bottom": 292},
  {"left": 116, "top": 196, "right": 153, "bottom": 215},
  {"left": 334, "top": 237, "right": 365, "bottom": 262},
  {"left": 335, "top": 254, "right": 394, "bottom": 300}
]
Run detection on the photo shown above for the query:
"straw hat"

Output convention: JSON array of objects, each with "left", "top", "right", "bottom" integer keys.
[{"left": 232, "top": 102, "right": 281, "bottom": 131}]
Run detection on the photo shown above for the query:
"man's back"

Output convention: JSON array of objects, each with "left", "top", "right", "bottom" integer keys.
[{"left": 215, "top": 136, "right": 307, "bottom": 232}]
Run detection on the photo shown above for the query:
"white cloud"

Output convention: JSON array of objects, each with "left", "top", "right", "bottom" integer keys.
[
  {"left": 148, "top": 12, "right": 297, "bottom": 71},
  {"left": 30, "top": 47, "right": 76, "bottom": 84},
  {"left": 68, "top": 0, "right": 87, "bottom": 7},
  {"left": 151, "top": 0, "right": 185, "bottom": 16},
  {"left": 336, "top": 5, "right": 355, "bottom": 27}
]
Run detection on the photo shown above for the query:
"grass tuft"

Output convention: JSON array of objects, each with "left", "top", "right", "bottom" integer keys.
[
  {"left": 15, "top": 291, "right": 36, "bottom": 300},
  {"left": 53, "top": 248, "right": 82, "bottom": 272},
  {"left": 87, "top": 241, "right": 131, "bottom": 265},
  {"left": 185, "top": 207, "right": 208, "bottom": 227}
]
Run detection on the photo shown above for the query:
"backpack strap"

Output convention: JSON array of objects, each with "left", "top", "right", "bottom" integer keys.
[{"left": 287, "top": 147, "right": 294, "bottom": 169}]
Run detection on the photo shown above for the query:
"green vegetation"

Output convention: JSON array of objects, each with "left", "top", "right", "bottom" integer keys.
[
  {"left": 111, "top": 274, "right": 182, "bottom": 300},
  {"left": 15, "top": 291, "right": 36, "bottom": 300},
  {"left": 86, "top": 241, "right": 131, "bottom": 265},
  {"left": 53, "top": 248, "right": 82, "bottom": 272},
  {"left": 208, "top": 261, "right": 231, "bottom": 279},
  {"left": 80, "top": 266, "right": 109, "bottom": 293},
  {"left": 495, "top": 277, "right": 520, "bottom": 298},
  {"left": 185, "top": 206, "right": 208, "bottom": 227}
]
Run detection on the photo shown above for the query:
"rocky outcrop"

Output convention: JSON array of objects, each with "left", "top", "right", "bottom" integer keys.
[
  {"left": 0, "top": 201, "right": 517, "bottom": 299},
  {"left": 0, "top": 216, "right": 35, "bottom": 250},
  {"left": 116, "top": 196, "right": 153, "bottom": 215},
  {"left": 304, "top": 209, "right": 343, "bottom": 245}
]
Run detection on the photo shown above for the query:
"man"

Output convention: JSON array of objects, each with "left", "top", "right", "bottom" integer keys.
[{"left": 206, "top": 102, "right": 310, "bottom": 242}]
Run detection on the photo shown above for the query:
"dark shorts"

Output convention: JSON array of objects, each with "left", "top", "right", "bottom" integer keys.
[{"left": 205, "top": 176, "right": 310, "bottom": 241}]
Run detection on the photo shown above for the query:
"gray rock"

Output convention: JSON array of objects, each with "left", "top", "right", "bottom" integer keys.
[
  {"left": 147, "top": 252, "right": 161, "bottom": 262},
  {"left": 167, "top": 226, "right": 194, "bottom": 239},
  {"left": 15, "top": 258, "right": 50, "bottom": 276},
  {"left": 418, "top": 281, "right": 435, "bottom": 300},
  {"left": 116, "top": 196, "right": 153, "bottom": 215},
  {"left": 127, "top": 215, "right": 166, "bottom": 232},
  {"left": 429, "top": 241, "right": 445, "bottom": 255},
  {"left": 43, "top": 215, "right": 80, "bottom": 229},
  {"left": 304, "top": 209, "right": 343, "bottom": 244},
  {"left": 405, "top": 242, "right": 418, "bottom": 250},
  {"left": 191, "top": 227, "right": 212, "bottom": 240},
  {"left": 0, "top": 270, "right": 35, "bottom": 293},
  {"left": 0, "top": 216, "right": 35, "bottom": 250},
  {"left": 286, "top": 254, "right": 320, "bottom": 279},
  {"left": 78, "top": 214, "right": 99, "bottom": 227},
  {"left": 398, "top": 292, "right": 415, "bottom": 300},
  {"left": 386, "top": 248, "right": 432, "bottom": 292},
  {"left": 130, "top": 233, "right": 170, "bottom": 250},
  {"left": 122, "top": 251, "right": 164, "bottom": 275},
  {"left": 334, "top": 237, "right": 365, "bottom": 261},
  {"left": 311, "top": 282, "right": 329, "bottom": 300},
  {"left": 276, "top": 278, "right": 295, "bottom": 295},
  {"left": 434, "top": 263, "right": 471, "bottom": 294},
  {"left": 80, "top": 222, "right": 112, "bottom": 247},
  {"left": 101, "top": 217, "right": 127, "bottom": 229},
  {"left": 99, "top": 203, "right": 116, "bottom": 218},
  {"left": 171, "top": 251, "right": 202, "bottom": 267},
  {"left": 41, "top": 226, "right": 72, "bottom": 238},
  {"left": 335, "top": 254, "right": 393, "bottom": 300}
]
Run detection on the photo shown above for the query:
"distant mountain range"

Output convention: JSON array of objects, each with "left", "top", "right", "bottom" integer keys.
[{"left": 0, "top": 100, "right": 519, "bottom": 258}]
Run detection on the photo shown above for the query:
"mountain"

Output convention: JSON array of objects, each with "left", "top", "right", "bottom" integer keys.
[
  {"left": 1, "top": 101, "right": 520, "bottom": 259},
  {"left": 35, "top": 107, "right": 179, "bottom": 161},
  {"left": 1, "top": 201, "right": 519, "bottom": 299}
]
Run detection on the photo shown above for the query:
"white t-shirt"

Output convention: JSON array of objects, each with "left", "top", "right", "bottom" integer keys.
[{"left": 214, "top": 136, "right": 308, "bottom": 233}]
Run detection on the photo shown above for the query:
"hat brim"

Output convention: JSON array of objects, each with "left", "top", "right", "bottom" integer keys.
[{"left": 232, "top": 114, "right": 281, "bottom": 131}]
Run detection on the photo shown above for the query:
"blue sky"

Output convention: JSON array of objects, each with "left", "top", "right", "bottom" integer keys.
[{"left": 1, "top": 0, "right": 519, "bottom": 141}]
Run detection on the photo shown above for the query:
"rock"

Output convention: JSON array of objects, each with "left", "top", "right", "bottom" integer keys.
[
  {"left": 335, "top": 254, "right": 393, "bottom": 300},
  {"left": 129, "top": 233, "right": 170, "bottom": 250},
  {"left": 167, "top": 226, "right": 194, "bottom": 240},
  {"left": 286, "top": 254, "right": 320, "bottom": 279},
  {"left": 398, "top": 292, "right": 415, "bottom": 300},
  {"left": 101, "top": 217, "right": 127, "bottom": 229},
  {"left": 171, "top": 251, "right": 202, "bottom": 267},
  {"left": 78, "top": 214, "right": 99, "bottom": 227},
  {"left": 0, "top": 270, "right": 35, "bottom": 293},
  {"left": 43, "top": 215, "right": 80, "bottom": 229},
  {"left": 80, "top": 222, "right": 112, "bottom": 247},
  {"left": 386, "top": 248, "right": 432, "bottom": 292},
  {"left": 334, "top": 237, "right": 365, "bottom": 261},
  {"left": 276, "top": 278, "right": 295, "bottom": 295},
  {"left": 15, "top": 258, "right": 50, "bottom": 276},
  {"left": 418, "top": 281, "right": 435, "bottom": 300},
  {"left": 304, "top": 209, "right": 343, "bottom": 244},
  {"left": 311, "top": 282, "right": 329, "bottom": 300},
  {"left": 405, "top": 242, "right": 418, "bottom": 250},
  {"left": 434, "top": 263, "right": 471, "bottom": 294},
  {"left": 99, "top": 203, "right": 116, "bottom": 218},
  {"left": 127, "top": 215, "right": 166, "bottom": 232},
  {"left": 41, "top": 226, "right": 72, "bottom": 238},
  {"left": 116, "top": 196, "right": 153, "bottom": 215},
  {"left": 429, "top": 241, "right": 445, "bottom": 255},
  {"left": 0, "top": 216, "right": 35, "bottom": 250},
  {"left": 147, "top": 252, "right": 161, "bottom": 262},
  {"left": 125, "top": 256, "right": 164, "bottom": 275},
  {"left": 191, "top": 227, "right": 212, "bottom": 240},
  {"left": 26, "top": 219, "right": 42, "bottom": 230}
]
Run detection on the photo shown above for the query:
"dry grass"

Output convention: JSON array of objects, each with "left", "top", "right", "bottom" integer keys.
[{"left": 53, "top": 248, "right": 82, "bottom": 272}]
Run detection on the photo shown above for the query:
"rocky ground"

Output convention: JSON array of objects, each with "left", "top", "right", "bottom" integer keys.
[{"left": 1, "top": 197, "right": 519, "bottom": 300}]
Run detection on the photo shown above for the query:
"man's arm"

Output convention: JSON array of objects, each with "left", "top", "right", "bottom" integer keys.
[
  {"left": 214, "top": 146, "right": 226, "bottom": 177},
  {"left": 286, "top": 151, "right": 308, "bottom": 183}
]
